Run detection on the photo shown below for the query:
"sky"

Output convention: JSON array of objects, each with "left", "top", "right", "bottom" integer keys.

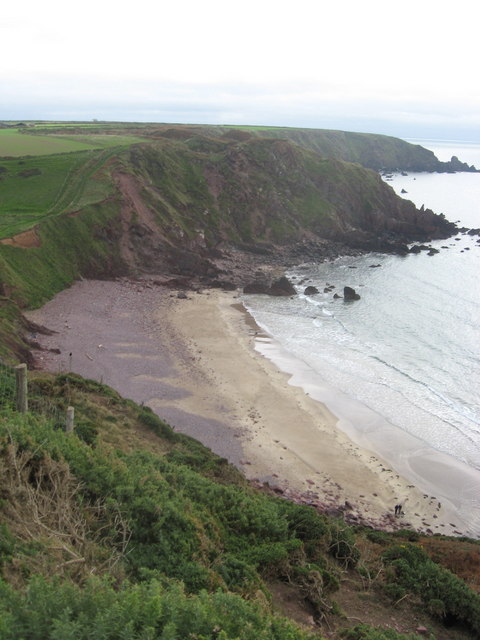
[{"left": 1, "top": 0, "right": 479, "bottom": 141}]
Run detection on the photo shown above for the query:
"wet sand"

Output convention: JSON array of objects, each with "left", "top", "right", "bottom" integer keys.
[{"left": 26, "top": 278, "right": 474, "bottom": 536}]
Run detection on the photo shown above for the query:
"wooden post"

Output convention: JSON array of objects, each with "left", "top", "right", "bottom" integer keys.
[
  {"left": 15, "top": 363, "right": 28, "bottom": 413},
  {"left": 66, "top": 406, "right": 75, "bottom": 433}
]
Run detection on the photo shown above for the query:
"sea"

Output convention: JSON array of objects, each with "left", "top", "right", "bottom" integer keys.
[{"left": 242, "top": 139, "right": 480, "bottom": 537}]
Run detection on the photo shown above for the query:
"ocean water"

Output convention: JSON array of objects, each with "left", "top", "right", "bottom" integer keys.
[{"left": 243, "top": 140, "right": 480, "bottom": 536}]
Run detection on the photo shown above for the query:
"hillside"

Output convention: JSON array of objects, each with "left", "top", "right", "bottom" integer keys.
[
  {"left": 239, "top": 127, "right": 477, "bottom": 173},
  {"left": 0, "top": 369, "right": 479, "bottom": 639},
  {"left": 141, "top": 124, "right": 477, "bottom": 173},
  {"left": 0, "top": 122, "right": 466, "bottom": 365},
  {"left": 0, "top": 128, "right": 458, "bottom": 276},
  {"left": 0, "top": 128, "right": 461, "bottom": 360},
  {"left": 0, "top": 123, "right": 479, "bottom": 638}
]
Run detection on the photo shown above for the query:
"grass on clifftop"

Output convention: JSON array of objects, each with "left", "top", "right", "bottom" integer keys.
[
  {"left": 0, "top": 148, "right": 121, "bottom": 239},
  {"left": 0, "top": 127, "right": 148, "bottom": 157},
  {"left": 0, "top": 370, "right": 479, "bottom": 639}
]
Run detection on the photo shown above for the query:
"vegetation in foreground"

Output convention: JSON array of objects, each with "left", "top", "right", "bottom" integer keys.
[{"left": 0, "top": 370, "right": 478, "bottom": 639}]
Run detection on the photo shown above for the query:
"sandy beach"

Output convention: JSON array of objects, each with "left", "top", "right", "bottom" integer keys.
[{"left": 26, "top": 278, "right": 473, "bottom": 536}]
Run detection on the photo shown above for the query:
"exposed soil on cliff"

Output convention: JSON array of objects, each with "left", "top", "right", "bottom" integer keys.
[{"left": 0, "top": 228, "right": 41, "bottom": 248}]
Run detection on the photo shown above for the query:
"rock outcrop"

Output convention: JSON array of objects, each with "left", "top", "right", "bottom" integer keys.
[
  {"left": 344, "top": 286, "right": 361, "bottom": 301},
  {"left": 304, "top": 285, "right": 320, "bottom": 295},
  {"left": 244, "top": 276, "right": 296, "bottom": 297}
]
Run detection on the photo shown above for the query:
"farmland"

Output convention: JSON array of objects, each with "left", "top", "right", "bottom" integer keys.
[
  {"left": 0, "top": 124, "right": 150, "bottom": 239},
  {"left": 0, "top": 148, "right": 119, "bottom": 239},
  {"left": 0, "top": 127, "right": 148, "bottom": 157}
]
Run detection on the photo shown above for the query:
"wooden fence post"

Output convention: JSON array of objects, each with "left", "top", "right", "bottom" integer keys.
[
  {"left": 66, "top": 406, "right": 75, "bottom": 433},
  {"left": 15, "top": 363, "right": 28, "bottom": 413}
]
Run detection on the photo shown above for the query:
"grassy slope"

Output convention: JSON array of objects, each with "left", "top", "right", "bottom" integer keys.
[
  {"left": 159, "top": 124, "right": 446, "bottom": 172},
  {"left": 1, "top": 121, "right": 466, "bottom": 172},
  {"left": 0, "top": 371, "right": 478, "bottom": 639},
  {"left": 127, "top": 136, "right": 450, "bottom": 246},
  {"left": 245, "top": 127, "right": 442, "bottom": 172},
  {"left": 0, "top": 150, "right": 118, "bottom": 238}
]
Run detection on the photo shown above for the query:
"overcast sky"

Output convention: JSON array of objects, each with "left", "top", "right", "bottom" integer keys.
[{"left": 1, "top": 0, "right": 478, "bottom": 141}]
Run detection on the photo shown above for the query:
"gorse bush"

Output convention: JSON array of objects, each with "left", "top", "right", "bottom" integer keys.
[
  {"left": 340, "top": 624, "right": 433, "bottom": 640},
  {"left": 328, "top": 522, "right": 360, "bottom": 568},
  {"left": 2, "top": 374, "right": 480, "bottom": 638},
  {"left": 0, "top": 576, "right": 318, "bottom": 640},
  {"left": 383, "top": 543, "right": 480, "bottom": 634},
  {"left": 0, "top": 399, "right": 337, "bottom": 597}
]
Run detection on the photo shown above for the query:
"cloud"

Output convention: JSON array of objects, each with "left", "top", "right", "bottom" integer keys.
[{"left": 1, "top": 0, "right": 479, "bottom": 141}]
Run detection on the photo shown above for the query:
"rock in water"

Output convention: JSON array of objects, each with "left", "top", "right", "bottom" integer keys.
[
  {"left": 244, "top": 276, "right": 297, "bottom": 296},
  {"left": 269, "top": 276, "right": 297, "bottom": 296},
  {"left": 304, "top": 285, "right": 319, "bottom": 295},
  {"left": 344, "top": 286, "right": 360, "bottom": 301}
]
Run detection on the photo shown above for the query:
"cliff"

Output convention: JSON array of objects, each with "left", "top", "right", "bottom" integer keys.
[
  {"left": 247, "top": 126, "right": 478, "bottom": 173},
  {"left": 0, "top": 124, "right": 461, "bottom": 359},
  {"left": 149, "top": 124, "right": 477, "bottom": 173},
  {"left": 117, "top": 134, "right": 456, "bottom": 273}
]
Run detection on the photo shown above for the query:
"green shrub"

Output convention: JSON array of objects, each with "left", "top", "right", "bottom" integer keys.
[
  {"left": 0, "top": 576, "right": 317, "bottom": 640},
  {"left": 0, "top": 413, "right": 332, "bottom": 596},
  {"left": 137, "top": 407, "right": 177, "bottom": 441},
  {"left": 328, "top": 522, "right": 360, "bottom": 568},
  {"left": 74, "top": 419, "right": 98, "bottom": 445},
  {"left": 383, "top": 543, "right": 480, "bottom": 634},
  {"left": 214, "top": 554, "right": 261, "bottom": 592},
  {"left": 392, "top": 529, "right": 420, "bottom": 542},
  {"left": 279, "top": 500, "right": 329, "bottom": 542},
  {"left": 340, "top": 623, "right": 432, "bottom": 639},
  {"left": 366, "top": 530, "right": 392, "bottom": 546},
  {"left": 0, "top": 524, "right": 17, "bottom": 566}
]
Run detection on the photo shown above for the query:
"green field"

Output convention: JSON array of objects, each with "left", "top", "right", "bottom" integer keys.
[
  {"left": 0, "top": 128, "right": 148, "bottom": 157},
  {"left": 0, "top": 123, "right": 152, "bottom": 239},
  {"left": 0, "top": 148, "right": 119, "bottom": 238},
  {"left": 0, "top": 130, "right": 103, "bottom": 157}
]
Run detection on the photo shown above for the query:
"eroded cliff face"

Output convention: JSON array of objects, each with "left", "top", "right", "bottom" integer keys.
[
  {"left": 116, "top": 134, "right": 455, "bottom": 274},
  {"left": 0, "top": 128, "right": 462, "bottom": 361},
  {"left": 0, "top": 131, "right": 458, "bottom": 313}
]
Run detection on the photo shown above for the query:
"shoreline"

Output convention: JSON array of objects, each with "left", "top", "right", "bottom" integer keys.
[
  {"left": 248, "top": 326, "right": 480, "bottom": 538},
  {"left": 26, "top": 278, "right": 475, "bottom": 537}
]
